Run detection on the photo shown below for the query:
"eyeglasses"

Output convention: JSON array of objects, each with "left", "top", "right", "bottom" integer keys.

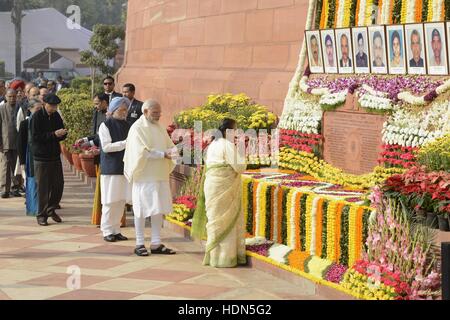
[{"left": 104, "top": 82, "right": 113, "bottom": 86}]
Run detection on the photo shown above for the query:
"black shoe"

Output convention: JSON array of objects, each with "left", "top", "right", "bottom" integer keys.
[
  {"left": 56, "top": 204, "right": 61, "bottom": 209},
  {"left": 11, "top": 190, "right": 21, "bottom": 197},
  {"left": 104, "top": 235, "right": 117, "bottom": 242},
  {"left": 1, "top": 192, "right": 9, "bottom": 199},
  {"left": 114, "top": 234, "right": 128, "bottom": 241},
  {"left": 126, "top": 204, "right": 132, "bottom": 212},
  {"left": 50, "top": 213, "right": 62, "bottom": 223},
  {"left": 37, "top": 217, "right": 48, "bottom": 226},
  {"left": 134, "top": 245, "right": 149, "bottom": 257}
]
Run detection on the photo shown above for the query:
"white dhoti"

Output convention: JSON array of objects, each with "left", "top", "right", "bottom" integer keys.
[
  {"left": 132, "top": 181, "right": 173, "bottom": 246},
  {"left": 100, "top": 175, "right": 131, "bottom": 237}
]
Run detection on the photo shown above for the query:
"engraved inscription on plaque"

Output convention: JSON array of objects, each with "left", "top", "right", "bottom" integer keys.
[{"left": 323, "top": 111, "right": 386, "bottom": 175}]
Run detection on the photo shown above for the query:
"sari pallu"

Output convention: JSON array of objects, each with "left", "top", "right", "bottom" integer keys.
[{"left": 192, "top": 164, "right": 246, "bottom": 268}]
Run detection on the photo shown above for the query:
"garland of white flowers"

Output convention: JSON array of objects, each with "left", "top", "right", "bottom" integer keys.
[
  {"left": 380, "top": 0, "right": 391, "bottom": 24},
  {"left": 432, "top": 0, "right": 442, "bottom": 21},
  {"left": 406, "top": 0, "right": 416, "bottom": 23},
  {"left": 382, "top": 101, "right": 450, "bottom": 147},
  {"left": 336, "top": 0, "right": 346, "bottom": 28},
  {"left": 357, "top": 0, "right": 367, "bottom": 26},
  {"left": 319, "top": 90, "right": 348, "bottom": 108},
  {"left": 359, "top": 93, "right": 394, "bottom": 111},
  {"left": 279, "top": 97, "right": 323, "bottom": 134}
]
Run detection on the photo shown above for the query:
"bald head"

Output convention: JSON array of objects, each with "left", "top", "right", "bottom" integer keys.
[
  {"left": 142, "top": 100, "right": 161, "bottom": 123},
  {"left": 29, "top": 87, "right": 40, "bottom": 100}
]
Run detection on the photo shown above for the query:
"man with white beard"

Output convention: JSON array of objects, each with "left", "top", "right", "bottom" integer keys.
[
  {"left": 124, "top": 100, "right": 178, "bottom": 256},
  {"left": 99, "top": 97, "right": 132, "bottom": 242}
]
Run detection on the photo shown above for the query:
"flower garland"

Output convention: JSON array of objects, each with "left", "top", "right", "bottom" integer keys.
[
  {"left": 356, "top": 0, "right": 366, "bottom": 25},
  {"left": 279, "top": 129, "right": 322, "bottom": 154},
  {"left": 433, "top": 0, "right": 443, "bottom": 21},
  {"left": 392, "top": 0, "right": 402, "bottom": 23},
  {"left": 279, "top": 147, "right": 406, "bottom": 189},
  {"left": 358, "top": 93, "right": 394, "bottom": 113},
  {"left": 422, "top": 0, "right": 429, "bottom": 21},
  {"left": 415, "top": 0, "right": 422, "bottom": 22},
  {"left": 364, "top": 0, "right": 373, "bottom": 25},
  {"left": 309, "top": 197, "right": 321, "bottom": 255},
  {"left": 279, "top": 97, "right": 323, "bottom": 134},
  {"left": 378, "top": 144, "right": 418, "bottom": 169},
  {"left": 305, "top": 196, "right": 314, "bottom": 253},
  {"left": 319, "top": 90, "right": 348, "bottom": 111},
  {"left": 406, "top": 0, "right": 416, "bottom": 23},
  {"left": 382, "top": 101, "right": 449, "bottom": 147},
  {"left": 428, "top": 0, "right": 434, "bottom": 21},
  {"left": 400, "top": 0, "right": 408, "bottom": 23}
]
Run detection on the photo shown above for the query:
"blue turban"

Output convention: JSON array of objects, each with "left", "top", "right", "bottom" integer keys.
[{"left": 108, "top": 97, "right": 130, "bottom": 114}]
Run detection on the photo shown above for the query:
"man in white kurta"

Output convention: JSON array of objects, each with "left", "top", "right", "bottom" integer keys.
[
  {"left": 99, "top": 97, "right": 132, "bottom": 242},
  {"left": 124, "top": 100, "right": 178, "bottom": 256}
]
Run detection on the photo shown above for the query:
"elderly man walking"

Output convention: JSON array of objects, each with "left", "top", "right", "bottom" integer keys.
[
  {"left": 99, "top": 97, "right": 132, "bottom": 242},
  {"left": 31, "top": 94, "right": 67, "bottom": 226},
  {"left": 0, "top": 89, "right": 21, "bottom": 198},
  {"left": 124, "top": 100, "right": 178, "bottom": 256}
]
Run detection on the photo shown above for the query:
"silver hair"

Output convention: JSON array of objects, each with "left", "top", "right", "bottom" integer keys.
[
  {"left": 28, "top": 99, "right": 42, "bottom": 108},
  {"left": 142, "top": 99, "right": 160, "bottom": 113}
]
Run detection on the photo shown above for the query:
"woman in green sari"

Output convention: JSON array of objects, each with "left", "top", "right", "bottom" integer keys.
[{"left": 192, "top": 119, "right": 247, "bottom": 268}]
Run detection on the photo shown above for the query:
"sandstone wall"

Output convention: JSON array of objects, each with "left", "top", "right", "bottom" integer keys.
[{"left": 117, "top": 0, "right": 308, "bottom": 125}]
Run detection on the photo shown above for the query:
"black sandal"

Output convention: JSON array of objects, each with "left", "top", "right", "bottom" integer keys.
[
  {"left": 151, "top": 244, "right": 176, "bottom": 255},
  {"left": 134, "top": 246, "right": 149, "bottom": 257}
]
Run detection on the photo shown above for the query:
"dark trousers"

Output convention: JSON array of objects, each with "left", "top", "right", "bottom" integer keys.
[
  {"left": 0, "top": 150, "right": 19, "bottom": 193},
  {"left": 34, "top": 160, "right": 64, "bottom": 219}
]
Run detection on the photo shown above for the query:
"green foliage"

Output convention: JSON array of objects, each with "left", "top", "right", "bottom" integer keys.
[
  {"left": 58, "top": 88, "right": 93, "bottom": 152},
  {"left": 80, "top": 24, "right": 125, "bottom": 75},
  {"left": 314, "top": 0, "right": 323, "bottom": 29},
  {"left": 0, "top": 0, "right": 127, "bottom": 30},
  {"left": 71, "top": 76, "right": 102, "bottom": 94},
  {"left": 174, "top": 93, "right": 278, "bottom": 131}
]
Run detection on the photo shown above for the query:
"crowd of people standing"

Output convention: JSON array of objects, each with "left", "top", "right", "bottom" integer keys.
[{"left": 0, "top": 75, "right": 248, "bottom": 267}]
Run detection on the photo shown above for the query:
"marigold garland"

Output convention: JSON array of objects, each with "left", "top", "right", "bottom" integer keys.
[
  {"left": 392, "top": 0, "right": 402, "bottom": 23},
  {"left": 305, "top": 196, "right": 314, "bottom": 253},
  {"left": 427, "top": 0, "right": 434, "bottom": 21},
  {"left": 326, "top": 201, "right": 337, "bottom": 260},
  {"left": 400, "top": 0, "right": 408, "bottom": 23},
  {"left": 321, "top": 200, "right": 329, "bottom": 259},
  {"left": 364, "top": 0, "right": 373, "bottom": 25},
  {"left": 287, "top": 250, "right": 311, "bottom": 271},
  {"left": 348, "top": 205, "right": 358, "bottom": 267},
  {"left": 286, "top": 189, "right": 294, "bottom": 248},
  {"left": 320, "top": 0, "right": 329, "bottom": 29},
  {"left": 350, "top": 0, "right": 359, "bottom": 26},
  {"left": 415, "top": 0, "right": 423, "bottom": 22}
]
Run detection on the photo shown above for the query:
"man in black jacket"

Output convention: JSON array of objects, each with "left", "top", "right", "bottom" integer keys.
[
  {"left": 103, "top": 76, "right": 122, "bottom": 103},
  {"left": 122, "top": 83, "right": 143, "bottom": 125},
  {"left": 31, "top": 93, "right": 67, "bottom": 226}
]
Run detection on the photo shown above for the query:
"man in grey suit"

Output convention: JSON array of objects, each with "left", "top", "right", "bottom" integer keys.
[
  {"left": 122, "top": 83, "right": 143, "bottom": 125},
  {"left": 0, "top": 89, "right": 21, "bottom": 198}
]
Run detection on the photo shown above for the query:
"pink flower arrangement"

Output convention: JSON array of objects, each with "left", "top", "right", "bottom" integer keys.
[
  {"left": 325, "top": 264, "right": 347, "bottom": 283},
  {"left": 174, "top": 195, "right": 197, "bottom": 210}
]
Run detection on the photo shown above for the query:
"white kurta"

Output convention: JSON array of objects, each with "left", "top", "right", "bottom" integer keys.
[
  {"left": 132, "top": 150, "right": 172, "bottom": 218},
  {"left": 99, "top": 122, "right": 132, "bottom": 205}
]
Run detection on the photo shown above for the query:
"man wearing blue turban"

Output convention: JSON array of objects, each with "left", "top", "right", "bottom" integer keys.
[{"left": 98, "top": 97, "right": 132, "bottom": 242}]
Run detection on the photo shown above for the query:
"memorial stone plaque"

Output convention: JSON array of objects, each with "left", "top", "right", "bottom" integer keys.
[{"left": 323, "top": 110, "right": 386, "bottom": 175}]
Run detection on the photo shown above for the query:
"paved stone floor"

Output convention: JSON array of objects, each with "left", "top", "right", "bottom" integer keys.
[{"left": 0, "top": 161, "right": 323, "bottom": 300}]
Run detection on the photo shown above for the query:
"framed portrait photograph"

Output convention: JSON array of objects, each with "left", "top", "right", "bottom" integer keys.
[
  {"left": 335, "top": 28, "right": 354, "bottom": 73},
  {"left": 405, "top": 23, "right": 426, "bottom": 75},
  {"left": 305, "top": 30, "right": 324, "bottom": 73},
  {"left": 320, "top": 29, "right": 338, "bottom": 73},
  {"left": 368, "top": 25, "right": 388, "bottom": 74},
  {"left": 386, "top": 25, "right": 407, "bottom": 74},
  {"left": 352, "top": 27, "right": 370, "bottom": 73},
  {"left": 424, "top": 22, "right": 448, "bottom": 75}
]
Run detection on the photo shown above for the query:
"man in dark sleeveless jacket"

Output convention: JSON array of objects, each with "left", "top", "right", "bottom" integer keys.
[{"left": 98, "top": 97, "right": 132, "bottom": 242}]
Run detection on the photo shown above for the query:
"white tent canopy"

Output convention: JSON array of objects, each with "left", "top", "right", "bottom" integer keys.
[{"left": 0, "top": 8, "right": 92, "bottom": 75}]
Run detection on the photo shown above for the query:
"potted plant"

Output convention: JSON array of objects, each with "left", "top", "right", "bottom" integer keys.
[
  {"left": 437, "top": 213, "right": 449, "bottom": 232},
  {"left": 80, "top": 146, "right": 99, "bottom": 177},
  {"left": 72, "top": 145, "right": 83, "bottom": 172},
  {"left": 60, "top": 143, "right": 74, "bottom": 165}
]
